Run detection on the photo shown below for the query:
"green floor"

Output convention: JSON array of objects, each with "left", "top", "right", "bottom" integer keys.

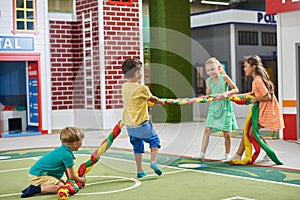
[{"left": 0, "top": 148, "right": 299, "bottom": 200}]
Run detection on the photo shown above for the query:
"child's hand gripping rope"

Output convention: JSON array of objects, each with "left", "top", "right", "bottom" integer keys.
[
  {"left": 161, "top": 95, "right": 282, "bottom": 165},
  {"left": 57, "top": 121, "right": 124, "bottom": 199}
]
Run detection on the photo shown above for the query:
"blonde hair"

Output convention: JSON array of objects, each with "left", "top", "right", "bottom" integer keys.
[
  {"left": 205, "top": 57, "right": 226, "bottom": 74},
  {"left": 60, "top": 127, "right": 84, "bottom": 143}
]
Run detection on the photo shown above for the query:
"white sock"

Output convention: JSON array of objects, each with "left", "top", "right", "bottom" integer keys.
[{"left": 225, "top": 153, "right": 230, "bottom": 160}]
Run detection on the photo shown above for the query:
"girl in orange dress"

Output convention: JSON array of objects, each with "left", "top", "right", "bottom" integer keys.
[{"left": 224, "top": 55, "right": 285, "bottom": 163}]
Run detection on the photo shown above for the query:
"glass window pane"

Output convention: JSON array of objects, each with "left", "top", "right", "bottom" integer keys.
[
  {"left": 27, "top": 22, "right": 34, "bottom": 30},
  {"left": 17, "top": 21, "right": 25, "bottom": 30},
  {"left": 26, "top": 11, "right": 34, "bottom": 19},
  {"left": 26, "top": 0, "right": 33, "bottom": 8},
  {"left": 16, "top": 0, "right": 24, "bottom": 8},
  {"left": 17, "top": 11, "right": 24, "bottom": 19},
  {"left": 48, "top": 0, "right": 73, "bottom": 12}
]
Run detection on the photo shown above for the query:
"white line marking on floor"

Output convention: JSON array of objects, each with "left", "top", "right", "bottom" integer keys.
[
  {"left": 223, "top": 196, "right": 255, "bottom": 200},
  {"left": 76, "top": 175, "right": 141, "bottom": 195},
  {"left": 0, "top": 167, "right": 29, "bottom": 173}
]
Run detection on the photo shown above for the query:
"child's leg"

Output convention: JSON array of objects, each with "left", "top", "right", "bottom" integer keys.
[
  {"left": 199, "top": 127, "right": 212, "bottom": 156},
  {"left": 236, "top": 136, "right": 245, "bottom": 156},
  {"left": 22, "top": 183, "right": 63, "bottom": 198},
  {"left": 21, "top": 176, "right": 63, "bottom": 198},
  {"left": 248, "top": 125, "right": 271, "bottom": 161},
  {"left": 249, "top": 125, "right": 268, "bottom": 144},
  {"left": 150, "top": 147, "right": 158, "bottom": 163},
  {"left": 42, "top": 181, "right": 64, "bottom": 193},
  {"left": 223, "top": 137, "right": 244, "bottom": 162},
  {"left": 147, "top": 135, "right": 162, "bottom": 176},
  {"left": 223, "top": 131, "right": 231, "bottom": 155},
  {"left": 129, "top": 135, "right": 146, "bottom": 177},
  {"left": 150, "top": 147, "right": 162, "bottom": 176},
  {"left": 134, "top": 153, "right": 143, "bottom": 173}
]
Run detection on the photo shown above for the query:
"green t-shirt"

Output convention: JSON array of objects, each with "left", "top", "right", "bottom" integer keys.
[{"left": 29, "top": 144, "right": 75, "bottom": 180}]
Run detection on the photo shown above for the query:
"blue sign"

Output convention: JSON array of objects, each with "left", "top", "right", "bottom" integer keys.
[
  {"left": 28, "top": 78, "right": 38, "bottom": 125},
  {"left": 0, "top": 36, "right": 34, "bottom": 51}
]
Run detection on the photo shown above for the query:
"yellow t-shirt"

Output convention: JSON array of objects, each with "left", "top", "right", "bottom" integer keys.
[{"left": 122, "top": 82, "right": 152, "bottom": 126}]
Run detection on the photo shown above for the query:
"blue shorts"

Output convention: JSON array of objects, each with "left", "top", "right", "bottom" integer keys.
[{"left": 126, "top": 121, "right": 161, "bottom": 154}]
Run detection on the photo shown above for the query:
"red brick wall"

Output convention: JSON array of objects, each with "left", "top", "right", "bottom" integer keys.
[
  {"left": 103, "top": 0, "right": 140, "bottom": 109},
  {"left": 50, "top": 21, "right": 82, "bottom": 110},
  {"left": 76, "top": 0, "right": 100, "bottom": 109},
  {"left": 50, "top": 0, "right": 140, "bottom": 110}
]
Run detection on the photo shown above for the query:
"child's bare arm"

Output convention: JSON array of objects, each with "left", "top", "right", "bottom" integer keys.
[
  {"left": 66, "top": 166, "right": 86, "bottom": 187},
  {"left": 149, "top": 96, "right": 165, "bottom": 106},
  {"left": 223, "top": 74, "right": 239, "bottom": 96},
  {"left": 205, "top": 79, "right": 211, "bottom": 95},
  {"left": 251, "top": 92, "right": 272, "bottom": 103}
]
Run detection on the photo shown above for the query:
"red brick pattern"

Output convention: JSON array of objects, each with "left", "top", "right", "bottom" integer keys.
[
  {"left": 103, "top": 0, "right": 140, "bottom": 109},
  {"left": 50, "top": 0, "right": 140, "bottom": 110},
  {"left": 50, "top": 20, "right": 82, "bottom": 110}
]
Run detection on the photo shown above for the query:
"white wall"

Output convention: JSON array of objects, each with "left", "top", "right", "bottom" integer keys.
[
  {"left": 0, "top": 2, "right": 14, "bottom": 34},
  {"left": 278, "top": 10, "right": 300, "bottom": 114},
  {"left": 0, "top": 1, "right": 50, "bottom": 132}
]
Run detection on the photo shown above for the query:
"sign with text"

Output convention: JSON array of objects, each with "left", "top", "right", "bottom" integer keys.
[
  {"left": 0, "top": 36, "right": 34, "bottom": 51},
  {"left": 257, "top": 12, "right": 276, "bottom": 24},
  {"left": 27, "top": 62, "right": 39, "bottom": 126},
  {"left": 266, "top": 0, "right": 300, "bottom": 14}
]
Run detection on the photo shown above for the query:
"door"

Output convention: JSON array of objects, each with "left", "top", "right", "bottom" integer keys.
[{"left": 27, "top": 61, "right": 39, "bottom": 127}]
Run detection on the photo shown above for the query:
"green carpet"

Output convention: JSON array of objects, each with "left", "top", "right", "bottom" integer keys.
[{"left": 0, "top": 148, "right": 299, "bottom": 200}]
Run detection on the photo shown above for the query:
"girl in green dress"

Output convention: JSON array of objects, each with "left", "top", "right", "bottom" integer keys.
[{"left": 195, "top": 57, "right": 239, "bottom": 162}]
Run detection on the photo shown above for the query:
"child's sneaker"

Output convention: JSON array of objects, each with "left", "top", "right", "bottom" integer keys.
[
  {"left": 137, "top": 172, "right": 147, "bottom": 178},
  {"left": 150, "top": 163, "right": 162, "bottom": 176},
  {"left": 193, "top": 152, "right": 205, "bottom": 162},
  {"left": 256, "top": 154, "right": 272, "bottom": 163},
  {"left": 223, "top": 153, "right": 230, "bottom": 161},
  {"left": 223, "top": 154, "right": 241, "bottom": 163},
  {"left": 21, "top": 185, "right": 41, "bottom": 198}
]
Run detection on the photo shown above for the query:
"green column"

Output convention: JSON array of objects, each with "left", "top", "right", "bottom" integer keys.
[{"left": 149, "top": 0, "right": 193, "bottom": 122}]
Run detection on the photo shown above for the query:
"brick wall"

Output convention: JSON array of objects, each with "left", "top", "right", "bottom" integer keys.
[
  {"left": 50, "top": 0, "right": 140, "bottom": 110},
  {"left": 50, "top": 21, "right": 82, "bottom": 110},
  {"left": 103, "top": 0, "right": 140, "bottom": 109},
  {"left": 76, "top": 0, "right": 100, "bottom": 109}
]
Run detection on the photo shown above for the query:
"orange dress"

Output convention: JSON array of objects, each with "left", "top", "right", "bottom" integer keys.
[{"left": 252, "top": 76, "right": 285, "bottom": 130}]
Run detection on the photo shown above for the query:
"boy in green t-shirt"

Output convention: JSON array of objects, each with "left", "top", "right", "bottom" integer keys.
[{"left": 21, "top": 127, "right": 86, "bottom": 198}]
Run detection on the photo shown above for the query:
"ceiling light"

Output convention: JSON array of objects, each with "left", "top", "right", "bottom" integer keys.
[{"left": 200, "top": 0, "right": 230, "bottom": 6}]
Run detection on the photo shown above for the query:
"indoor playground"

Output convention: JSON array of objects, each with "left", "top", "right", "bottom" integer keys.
[
  {"left": 1, "top": 96, "right": 300, "bottom": 200},
  {"left": 1, "top": 0, "right": 300, "bottom": 200}
]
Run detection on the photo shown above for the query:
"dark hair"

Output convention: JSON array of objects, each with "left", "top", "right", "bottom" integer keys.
[
  {"left": 121, "top": 58, "right": 142, "bottom": 78},
  {"left": 244, "top": 55, "right": 274, "bottom": 96}
]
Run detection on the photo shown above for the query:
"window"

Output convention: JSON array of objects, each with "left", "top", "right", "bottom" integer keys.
[
  {"left": 14, "top": 0, "right": 36, "bottom": 33},
  {"left": 108, "top": 0, "right": 133, "bottom": 6},
  {"left": 48, "top": 0, "right": 73, "bottom": 13},
  {"left": 262, "top": 32, "right": 277, "bottom": 46},
  {"left": 238, "top": 31, "right": 258, "bottom": 45}
]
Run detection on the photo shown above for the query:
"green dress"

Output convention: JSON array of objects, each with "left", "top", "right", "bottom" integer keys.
[{"left": 206, "top": 74, "right": 238, "bottom": 132}]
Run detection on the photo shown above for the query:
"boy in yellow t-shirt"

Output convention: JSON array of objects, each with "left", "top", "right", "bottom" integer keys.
[{"left": 121, "top": 58, "right": 165, "bottom": 178}]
